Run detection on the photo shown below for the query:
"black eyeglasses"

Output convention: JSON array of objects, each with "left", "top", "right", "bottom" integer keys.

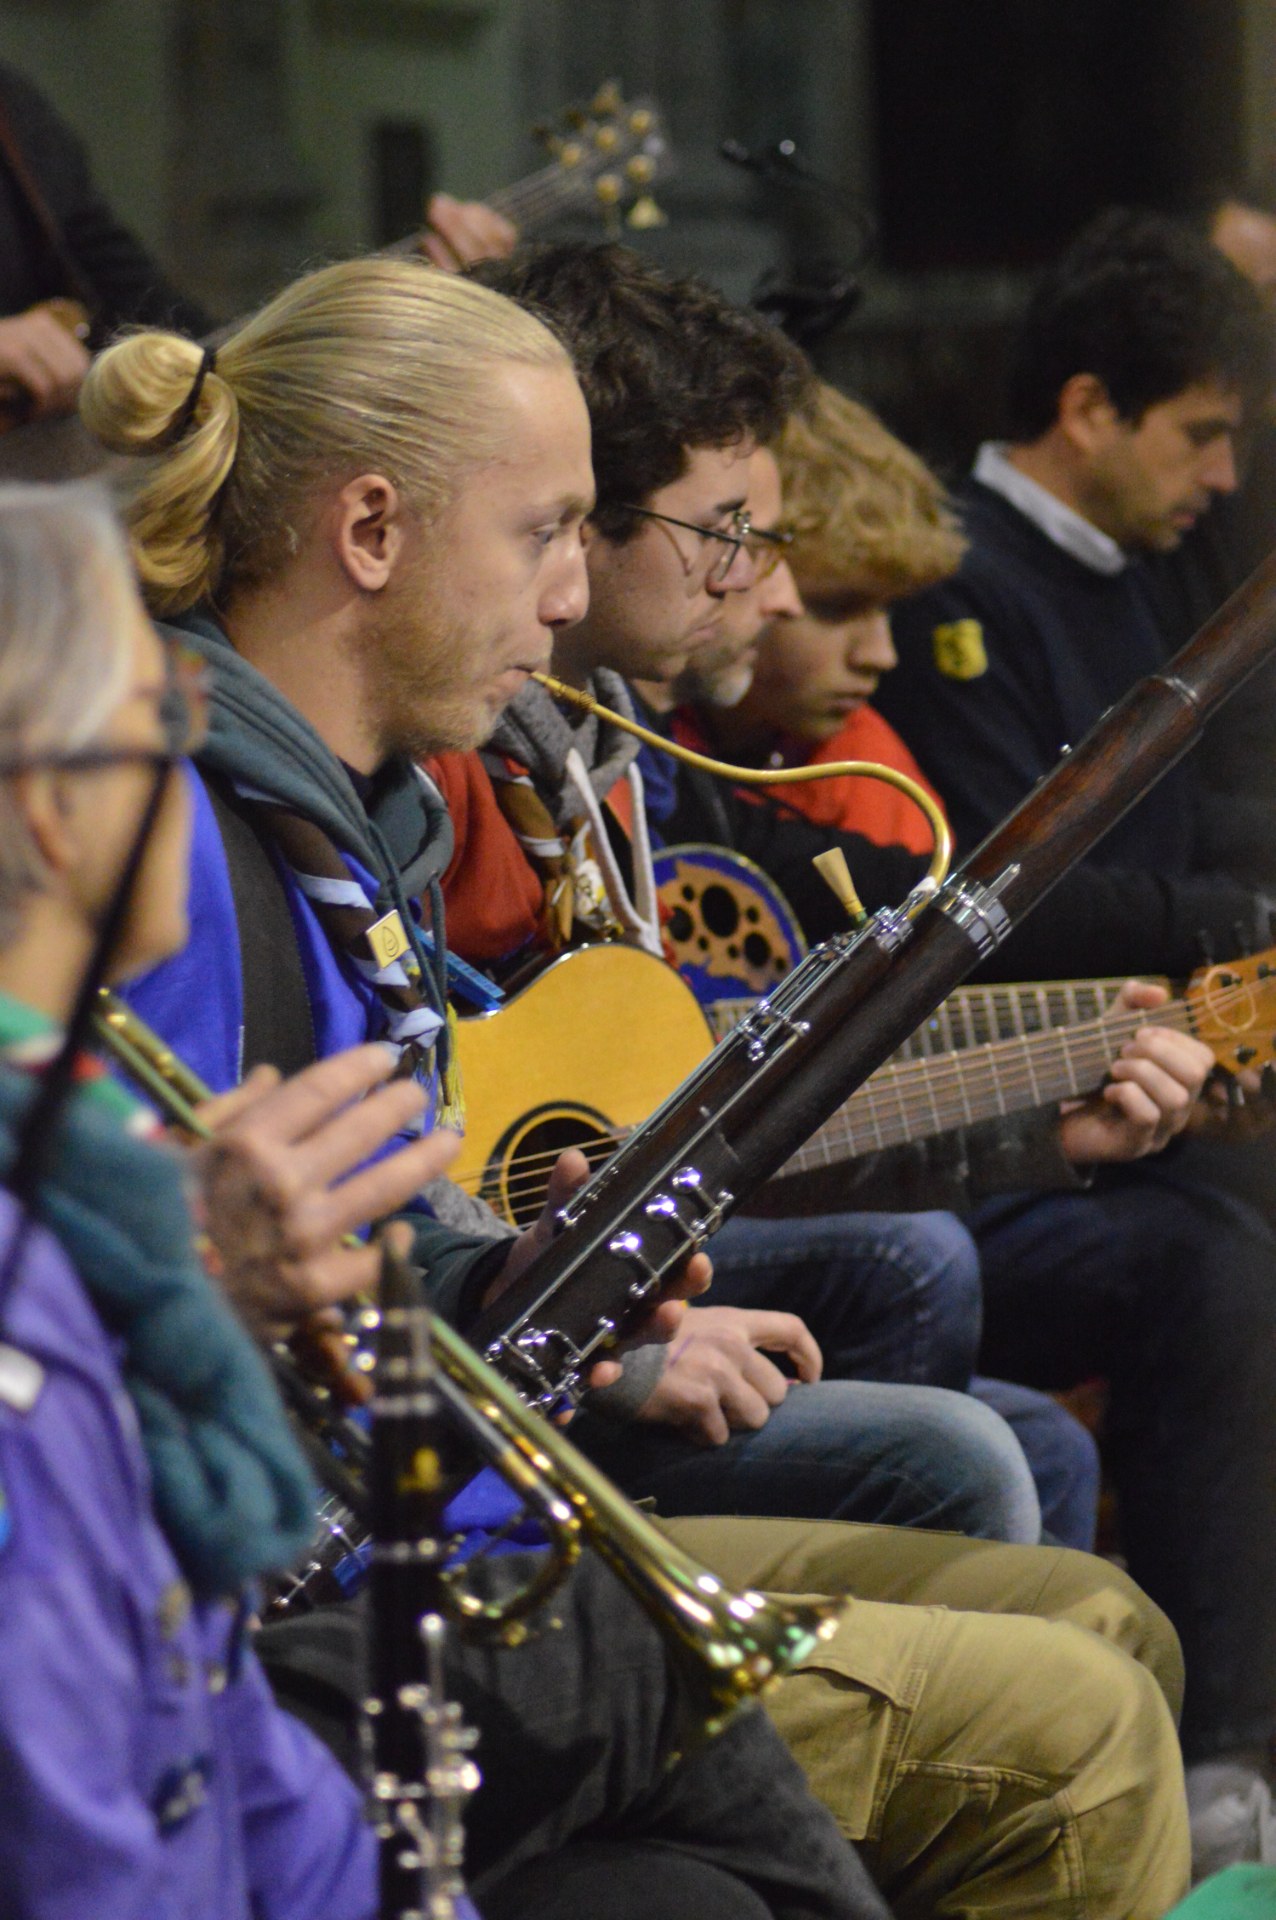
[
  {"left": 619, "top": 504, "right": 753, "bottom": 585},
  {"left": 620, "top": 504, "right": 794, "bottom": 586},
  {"left": 744, "top": 522, "right": 795, "bottom": 581},
  {"left": 0, "top": 644, "right": 210, "bottom": 778}
]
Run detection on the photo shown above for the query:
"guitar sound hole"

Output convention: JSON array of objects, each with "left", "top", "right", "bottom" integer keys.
[{"left": 483, "top": 1103, "right": 619, "bottom": 1228}]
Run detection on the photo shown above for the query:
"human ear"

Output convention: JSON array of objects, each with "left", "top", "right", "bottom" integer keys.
[
  {"left": 330, "top": 474, "right": 406, "bottom": 592},
  {"left": 13, "top": 769, "right": 78, "bottom": 878},
  {"left": 1057, "top": 372, "right": 1122, "bottom": 456}
]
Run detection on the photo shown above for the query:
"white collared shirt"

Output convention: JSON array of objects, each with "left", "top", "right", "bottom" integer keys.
[{"left": 973, "top": 442, "right": 1127, "bottom": 576}]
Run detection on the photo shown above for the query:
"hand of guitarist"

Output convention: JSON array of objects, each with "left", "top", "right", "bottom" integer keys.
[
  {"left": 1058, "top": 980, "right": 1214, "bottom": 1164},
  {"left": 482, "top": 1146, "right": 713, "bottom": 1389},
  {"left": 630, "top": 1306, "right": 824, "bottom": 1448},
  {"left": 419, "top": 192, "right": 517, "bottom": 271},
  {"left": 0, "top": 305, "right": 90, "bottom": 421}
]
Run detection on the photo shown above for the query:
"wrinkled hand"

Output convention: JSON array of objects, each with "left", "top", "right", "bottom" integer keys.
[
  {"left": 481, "top": 1148, "right": 712, "bottom": 1390},
  {"left": 193, "top": 1046, "right": 460, "bottom": 1339},
  {"left": 419, "top": 192, "right": 517, "bottom": 271},
  {"left": 0, "top": 307, "right": 90, "bottom": 418},
  {"left": 632, "top": 1306, "right": 823, "bottom": 1447},
  {"left": 1058, "top": 981, "right": 1213, "bottom": 1164}
]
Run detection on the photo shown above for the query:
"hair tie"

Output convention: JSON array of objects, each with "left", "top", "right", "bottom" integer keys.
[{"left": 161, "top": 344, "right": 217, "bottom": 446}]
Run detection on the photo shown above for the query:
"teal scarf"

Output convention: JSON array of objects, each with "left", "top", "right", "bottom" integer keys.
[{"left": 0, "top": 1003, "right": 316, "bottom": 1598}]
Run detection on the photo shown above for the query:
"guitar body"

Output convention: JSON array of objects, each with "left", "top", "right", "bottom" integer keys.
[
  {"left": 653, "top": 843, "right": 807, "bottom": 1006},
  {"left": 453, "top": 942, "right": 712, "bottom": 1226}
]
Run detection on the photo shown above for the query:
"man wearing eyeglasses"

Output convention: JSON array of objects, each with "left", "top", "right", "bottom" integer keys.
[{"left": 429, "top": 242, "right": 1059, "bottom": 1542}]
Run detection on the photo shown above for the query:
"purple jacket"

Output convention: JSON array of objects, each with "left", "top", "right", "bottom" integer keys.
[{"left": 0, "top": 1190, "right": 378, "bottom": 1919}]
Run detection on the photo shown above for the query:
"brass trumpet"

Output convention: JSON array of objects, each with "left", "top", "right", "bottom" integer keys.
[
  {"left": 422, "top": 1306, "right": 843, "bottom": 1739},
  {"left": 90, "top": 990, "right": 845, "bottom": 1745}
]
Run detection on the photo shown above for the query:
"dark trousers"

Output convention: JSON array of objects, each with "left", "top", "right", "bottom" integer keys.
[
  {"left": 972, "top": 1161, "right": 1276, "bottom": 1761},
  {"left": 256, "top": 1556, "right": 890, "bottom": 1920}
]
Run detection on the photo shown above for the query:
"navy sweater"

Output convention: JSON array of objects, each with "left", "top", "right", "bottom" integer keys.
[{"left": 881, "top": 478, "right": 1269, "bottom": 979}]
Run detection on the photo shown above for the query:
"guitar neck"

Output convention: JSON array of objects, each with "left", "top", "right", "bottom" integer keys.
[
  {"left": 487, "top": 165, "right": 576, "bottom": 232},
  {"left": 708, "top": 974, "right": 1153, "bottom": 1048},
  {"left": 892, "top": 975, "right": 1148, "bottom": 1055},
  {"left": 383, "top": 162, "right": 572, "bottom": 259},
  {"left": 780, "top": 993, "right": 1190, "bottom": 1176}
]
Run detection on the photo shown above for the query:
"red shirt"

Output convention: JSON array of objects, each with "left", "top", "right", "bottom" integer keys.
[
  {"left": 427, "top": 751, "right": 547, "bottom": 966},
  {"left": 675, "top": 703, "right": 946, "bottom": 855}
]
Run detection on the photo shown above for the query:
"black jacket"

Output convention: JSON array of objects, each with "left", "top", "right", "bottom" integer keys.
[
  {"left": 882, "top": 478, "right": 1271, "bottom": 979},
  {"left": 0, "top": 62, "right": 210, "bottom": 340}
]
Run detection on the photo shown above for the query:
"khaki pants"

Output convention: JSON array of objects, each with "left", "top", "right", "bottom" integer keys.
[{"left": 666, "top": 1518, "right": 1189, "bottom": 1920}]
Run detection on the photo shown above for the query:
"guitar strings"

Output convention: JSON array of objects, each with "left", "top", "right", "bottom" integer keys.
[
  {"left": 453, "top": 983, "right": 1256, "bottom": 1197},
  {"left": 452, "top": 977, "right": 1264, "bottom": 1210}
]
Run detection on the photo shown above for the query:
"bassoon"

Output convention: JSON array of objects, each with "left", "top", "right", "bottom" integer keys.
[{"left": 463, "top": 548, "right": 1276, "bottom": 1405}]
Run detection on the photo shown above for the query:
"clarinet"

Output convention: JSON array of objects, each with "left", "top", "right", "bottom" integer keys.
[
  {"left": 365, "top": 1238, "right": 480, "bottom": 1920},
  {"left": 463, "top": 544, "right": 1276, "bottom": 1408}
]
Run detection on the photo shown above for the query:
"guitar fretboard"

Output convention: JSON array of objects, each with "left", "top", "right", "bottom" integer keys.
[
  {"left": 707, "top": 976, "right": 1142, "bottom": 1052},
  {"left": 779, "top": 994, "right": 1192, "bottom": 1176}
]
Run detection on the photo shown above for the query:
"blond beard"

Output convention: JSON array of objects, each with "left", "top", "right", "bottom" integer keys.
[{"left": 345, "top": 552, "right": 490, "bottom": 761}]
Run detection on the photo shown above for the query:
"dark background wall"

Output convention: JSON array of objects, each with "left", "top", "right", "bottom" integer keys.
[{"left": 1, "top": 0, "right": 1269, "bottom": 475}]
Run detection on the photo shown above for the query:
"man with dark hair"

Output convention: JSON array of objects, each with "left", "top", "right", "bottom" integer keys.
[
  {"left": 878, "top": 208, "right": 1276, "bottom": 1871},
  {"left": 1140, "top": 183, "right": 1276, "bottom": 895},
  {"left": 880, "top": 207, "right": 1275, "bottom": 981},
  {"left": 445, "top": 241, "right": 1065, "bottom": 1543}
]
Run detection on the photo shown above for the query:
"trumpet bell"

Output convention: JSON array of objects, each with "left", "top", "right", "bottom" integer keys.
[{"left": 658, "top": 1577, "right": 843, "bottom": 1742}]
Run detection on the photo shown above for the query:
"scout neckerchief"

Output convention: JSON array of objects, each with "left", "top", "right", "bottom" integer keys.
[
  {"left": 484, "top": 673, "right": 662, "bottom": 957},
  {"left": 232, "top": 791, "right": 465, "bottom": 1128}
]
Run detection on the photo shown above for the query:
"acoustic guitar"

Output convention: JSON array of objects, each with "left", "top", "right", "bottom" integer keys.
[{"left": 452, "top": 937, "right": 1276, "bottom": 1225}]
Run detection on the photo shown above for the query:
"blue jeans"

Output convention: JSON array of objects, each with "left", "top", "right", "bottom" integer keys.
[
  {"left": 705, "top": 1209, "right": 981, "bottom": 1389},
  {"left": 572, "top": 1372, "right": 1042, "bottom": 1540},
  {"left": 970, "top": 1375, "right": 1100, "bottom": 1551},
  {"left": 708, "top": 1208, "right": 1097, "bottom": 1547},
  {"left": 571, "top": 1210, "right": 1042, "bottom": 1544},
  {"left": 973, "top": 1163, "right": 1276, "bottom": 1760}
]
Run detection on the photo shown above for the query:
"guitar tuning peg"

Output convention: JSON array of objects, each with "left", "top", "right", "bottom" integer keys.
[
  {"left": 594, "top": 123, "right": 620, "bottom": 154},
  {"left": 626, "top": 154, "right": 656, "bottom": 186},
  {"left": 626, "top": 195, "right": 667, "bottom": 230},
  {"left": 562, "top": 106, "right": 588, "bottom": 132},
  {"left": 628, "top": 107, "right": 655, "bottom": 137},
  {"left": 592, "top": 81, "right": 622, "bottom": 116}
]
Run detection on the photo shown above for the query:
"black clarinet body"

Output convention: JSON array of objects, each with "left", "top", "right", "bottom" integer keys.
[{"left": 366, "top": 1246, "right": 479, "bottom": 1920}]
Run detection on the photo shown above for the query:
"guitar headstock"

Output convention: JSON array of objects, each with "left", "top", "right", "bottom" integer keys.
[
  {"left": 1184, "top": 945, "right": 1276, "bottom": 1073},
  {"left": 528, "top": 82, "right": 672, "bottom": 232}
]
